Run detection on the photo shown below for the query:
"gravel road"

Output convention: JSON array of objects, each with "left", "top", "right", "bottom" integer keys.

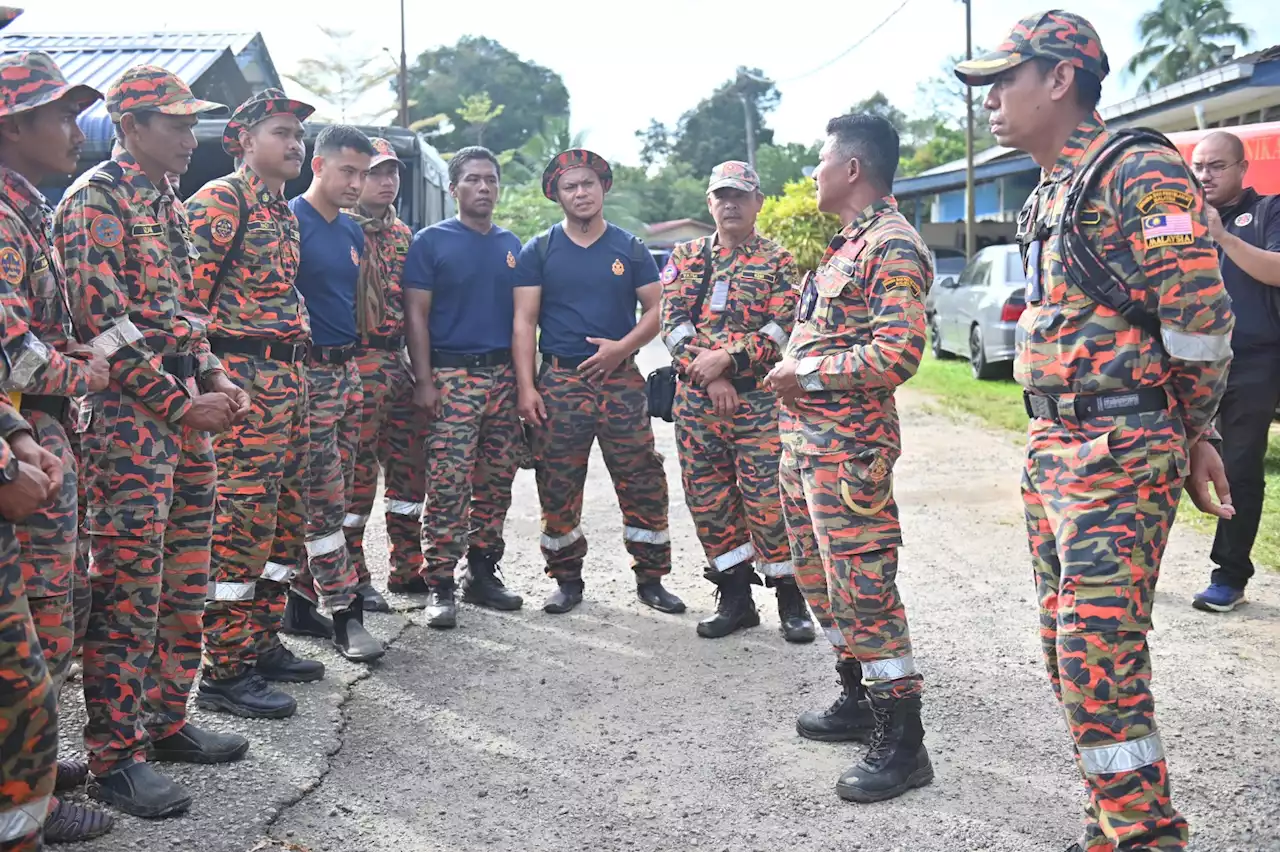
[{"left": 53, "top": 342, "right": 1280, "bottom": 852}]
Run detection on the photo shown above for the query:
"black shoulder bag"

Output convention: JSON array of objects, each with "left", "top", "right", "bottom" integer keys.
[{"left": 647, "top": 237, "right": 714, "bottom": 422}]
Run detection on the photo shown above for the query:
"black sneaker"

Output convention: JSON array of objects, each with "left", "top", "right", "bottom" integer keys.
[
  {"left": 196, "top": 671, "right": 297, "bottom": 720},
  {"left": 88, "top": 762, "right": 191, "bottom": 819},
  {"left": 55, "top": 756, "right": 88, "bottom": 792},
  {"left": 256, "top": 643, "right": 325, "bottom": 683},
  {"left": 44, "top": 798, "right": 115, "bottom": 843},
  {"left": 461, "top": 552, "right": 524, "bottom": 611}
]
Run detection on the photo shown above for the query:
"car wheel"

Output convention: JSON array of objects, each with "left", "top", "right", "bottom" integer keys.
[
  {"left": 969, "top": 324, "right": 1002, "bottom": 380},
  {"left": 930, "top": 315, "right": 953, "bottom": 360}
]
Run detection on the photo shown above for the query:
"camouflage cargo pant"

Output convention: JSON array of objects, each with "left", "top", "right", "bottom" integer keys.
[
  {"left": 79, "top": 385, "right": 215, "bottom": 776},
  {"left": 780, "top": 446, "right": 922, "bottom": 699},
  {"left": 1024, "top": 414, "right": 1188, "bottom": 850},
  {"left": 531, "top": 361, "right": 670, "bottom": 581},
  {"left": 421, "top": 363, "right": 519, "bottom": 584},
  {"left": 293, "top": 361, "right": 362, "bottom": 612},
  {"left": 345, "top": 350, "right": 426, "bottom": 585},
  {"left": 68, "top": 413, "right": 91, "bottom": 653},
  {"left": 674, "top": 383, "right": 791, "bottom": 579},
  {"left": 0, "top": 526, "right": 57, "bottom": 852},
  {"left": 204, "top": 354, "right": 307, "bottom": 679}
]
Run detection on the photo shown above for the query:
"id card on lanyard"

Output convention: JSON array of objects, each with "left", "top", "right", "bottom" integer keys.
[{"left": 1025, "top": 240, "right": 1044, "bottom": 304}]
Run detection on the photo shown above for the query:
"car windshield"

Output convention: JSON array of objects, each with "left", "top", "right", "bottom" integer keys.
[
  {"left": 934, "top": 256, "right": 967, "bottom": 277},
  {"left": 1004, "top": 252, "right": 1028, "bottom": 283}
]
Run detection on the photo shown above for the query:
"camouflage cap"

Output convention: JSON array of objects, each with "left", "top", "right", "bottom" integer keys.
[
  {"left": 954, "top": 10, "right": 1110, "bottom": 87},
  {"left": 369, "top": 136, "right": 405, "bottom": 171},
  {"left": 105, "top": 65, "right": 228, "bottom": 123},
  {"left": 707, "top": 160, "right": 760, "bottom": 194},
  {"left": 0, "top": 51, "right": 102, "bottom": 119},
  {"left": 221, "top": 87, "right": 315, "bottom": 156},
  {"left": 542, "top": 148, "right": 612, "bottom": 200},
  {"left": 0, "top": 7, "right": 23, "bottom": 31}
]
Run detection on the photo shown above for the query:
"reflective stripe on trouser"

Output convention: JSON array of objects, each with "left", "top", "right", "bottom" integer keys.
[
  {"left": 779, "top": 447, "right": 920, "bottom": 699},
  {"left": 1023, "top": 417, "right": 1188, "bottom": 849},
  {"left": 0, "top": 527, "right": 57, "bottom": 850},
  {"left": 673, "top": 382, "right": 791, "bottom": 577},
  {"left": 204, "top": 354, "right": 307, "bottom": 679},
  {"left": 293, "top": 361, "right": 362, "bottom": 612},
  {"left": 346, "top": 350, "right": 426, "bottom": 584},
  {"left": 530, "top": 362, "right": 670, "bottom": 581},
  {"left": 420, "top": 363, "right": 519, "bottom": 584},
  {"left": 79, "top": 388, "right": 215, "bottom": 775}
]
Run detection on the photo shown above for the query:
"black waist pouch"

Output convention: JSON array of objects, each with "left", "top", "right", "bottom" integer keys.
[{"left": 646, "top": 366, "right": 677, "bottom": 422}]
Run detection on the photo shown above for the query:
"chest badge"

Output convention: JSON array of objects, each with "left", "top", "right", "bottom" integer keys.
[
  {"left": 350, "top": 246, "right": 359, "bottom": 266},
  {"left": 611, "top": 258, "right": 624, "bottom": 276},
  {"left": 1235, "top": 212, "right": 1254, "bottom": 228},
  {"left": 0, "top": 247, "right": 24, "bottom": 285},
  {"left": 507, "top": 251, "right": 516, "bottom": 268}
]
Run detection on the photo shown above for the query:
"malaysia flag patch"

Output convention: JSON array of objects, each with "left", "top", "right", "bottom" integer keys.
[{"left": 1141, "top": 213, "right": 1194, "bottom": 248}]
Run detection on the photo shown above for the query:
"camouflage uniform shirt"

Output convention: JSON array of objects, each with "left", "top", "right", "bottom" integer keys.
[{"left": 347, "top": 204, "right": 412, "bottom": 341}]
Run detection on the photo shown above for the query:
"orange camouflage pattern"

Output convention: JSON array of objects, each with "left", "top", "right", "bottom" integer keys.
[
  {"left": 661, "top": 231, "right": 796, "bottom": 577},
  {"left": 955, "top": 9, "right": 1110, "bottom": 86},
  {"left": 346, "top": 202, "right": 412, "bottom": 341},
  {"left": 0, "top": 50, "right": 100, "bottom": 117},
  {"left": 1016, "top": 113, "right": 1234, "bottom": 851},
  {"left": 221, "top": 87, "right": 314, "bottom": 157},
  {"left": 780, "top": 196, "right": 930, "bottom": 699},
  {"left": 541, "top": 148, "right": 612, "bottom": 200},
  {"left": 103, "top": 65, "right": 226, "bottom": 123}
]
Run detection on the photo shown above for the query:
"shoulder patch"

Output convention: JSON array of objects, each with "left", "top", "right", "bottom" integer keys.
[
  {"left": 660, "top": 260, "right": 678, "bottom": 284},
  {"left": 1136, "top": 188, "right": 1194, "bottom": 215},
  {"left": 0, "top": 246, "right": 24, "bottom": 285},
  {"left": 1141, "top": 213, "right": 1194, "bottom": 249},
  {"left": 210, "top": 214, "right": 236, "bottom": 244},
  {"left": 91, "top": 214, "right": 124, "bottom": 248},
  {"left": 882, "top": 275, "right": 921, "bottom": 297}
]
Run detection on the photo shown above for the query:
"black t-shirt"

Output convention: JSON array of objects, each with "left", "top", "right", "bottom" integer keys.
[{"left": 1217, "top": 188, "right": 1280, "bottom": 351}]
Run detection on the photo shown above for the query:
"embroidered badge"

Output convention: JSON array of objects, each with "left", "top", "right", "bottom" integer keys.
[
  {"left": 611, "top": 258, "right": 625, "bottom": 276},
  {"left": 660, "top": 261, "right": 677, "bottom": 285},
  {"left": 867, "top": 454, "right": 889, "bottom": 483},
  {"left": 506, "top": 250, "right": 516, "bottom": 269},
  {"left": 1141, "top": 213, "right": 1194, "bottom": 248},
  {"left": 350, "top": 246, "right": 359, "bottom": 266},
  {"left": 1235, "top": 212, "right": 1254, "bottom": 228},
  {"left": 1136, "top": 189, "right": 1194, "bottom": 214},
  {"left": 883, "top": 275, "right": 920, "bottom": 297},
  {"left": 211, "top": 214, "right": 236, "bottom": 244},
  {"left": 0, "top": 247, "right": 24, "bottom": 285},
  {"left": 90, "top": 214, "right": 124, "bottom": 248},
  {"left": 132, "top": 222, "right": 165, "bottom": 238}
]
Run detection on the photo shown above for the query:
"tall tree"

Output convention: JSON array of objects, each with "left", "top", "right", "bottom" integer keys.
[
  {"left": 847, "top": 91, "right": 909, "bottom": 135},
  {"left": 284, "top": 26, "right": 396, "bottom": 123},
  {"left": 671, "top": 69, "right": 779, "bottom": 178},
  {"left": 635, "top": 119, "right": 673, "bottom": 170},
  {"left": 753, "top": 142, "right": 820, "bottom": 198},
  {"left": 1126, "top": 0, "right": 1252, "bottom": 93},
  {"left": 405, "top": 36, "right": 569, "bottom": 154},
  {"left": 613, "top": 162, "right": 708, "bottom": 226},
  {"left": 454, "top": 92, "right": 504, "bottom": 147}
]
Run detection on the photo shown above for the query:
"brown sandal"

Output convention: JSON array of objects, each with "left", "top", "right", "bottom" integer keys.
[{"left": 44, "top": 798, "right": 115, "bottom": 843}]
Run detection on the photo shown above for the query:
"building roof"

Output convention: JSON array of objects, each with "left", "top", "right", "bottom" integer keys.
[{"left": 0, "top": 30, "right": 283, "bottom": 139}]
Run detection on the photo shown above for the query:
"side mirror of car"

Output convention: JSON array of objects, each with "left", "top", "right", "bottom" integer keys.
[{"left": 939, "top": 276, "right": 957, "bottom": 289}]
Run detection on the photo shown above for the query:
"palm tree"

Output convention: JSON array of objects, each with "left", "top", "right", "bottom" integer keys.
[{"left": 1126, "top": 0, "right": 1253, "bottom": 93}]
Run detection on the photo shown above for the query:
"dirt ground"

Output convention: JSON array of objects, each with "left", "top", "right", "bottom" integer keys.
[{"left": 54, "top": 342, "right": 1280, "bottom": 852}]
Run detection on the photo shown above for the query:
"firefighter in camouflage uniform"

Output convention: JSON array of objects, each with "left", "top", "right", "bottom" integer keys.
[
  {"left": 54, "top": 65, "right": 253, "bottom": 820},
  {"left": 187, "top": 88, "right": 324, "bottom": 721},
  {"left": 343, "top": 137, "right": 425, "bottom": 603},
  {"left": 661, "top": 160, "right": 814, "bottom": 643},
  {"left": 768, "top": 114, "right": 934, "bottom": 805},
  {"left": 957, "top": 12, "right": 1236, "bottom": 851}
]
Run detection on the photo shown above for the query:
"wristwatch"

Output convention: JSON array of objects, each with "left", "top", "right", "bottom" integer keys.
[{"left": 0, "top": 453, "right": 17, "bottom": 485}]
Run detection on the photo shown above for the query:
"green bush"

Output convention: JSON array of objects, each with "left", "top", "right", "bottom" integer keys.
[{"left": 756, "top": 180, "right": 841, "bottom": 273}]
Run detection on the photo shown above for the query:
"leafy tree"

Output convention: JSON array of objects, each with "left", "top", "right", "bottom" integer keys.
[
  {"left": 503, "top": 117, "right": 582, "bottom": 186},
  {"left": 847, "top": 91, "right": 909, "bottom": 135},
  {"left": 636, "top": 120, "right": 674, "bottom": 169},
  {"left": 284, "top": 26, "right": 396, "bottom": 123},
  {"left": 454, "top": 92, "right": 504, "bottom": 147},
  {"left": 754, "top": 142, "right": 820, "bottom": 198},
  {"left": 671, "top": 69, "right": 779, "bottom": 178},
  {"left": 898, "top": 121, "right": 968, "bottom": 177},
  {"left": 492, "top": 183, "right": 564, "bottom": 242},
  {"left": 756, "top": 180, "right": 841, "bottom": 273},
  {"left": 406, "top": 36, "right": 570, "bottom": 154},
  {"left": 1126, "top": 0, "right": 1252, "bottom": 93},
  {"left": 915, "top": 51, "right": 996, "bottom": 154},
  {"left": 613, "top": 162, "right": 708, "bottom": 226}
]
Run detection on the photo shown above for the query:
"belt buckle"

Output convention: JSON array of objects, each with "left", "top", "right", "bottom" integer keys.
[{"left": 1024, "top": 393, "right": 1055, "bottom": 422}]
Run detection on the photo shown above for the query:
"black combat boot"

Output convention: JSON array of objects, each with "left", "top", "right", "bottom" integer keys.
[
  {"left": 461, "top": 551, "right": 524, "bottom": 611},
  {"left": 774, "top": 578, "right": 816, "bottom": 643},
  {"left": 696, "top": 563, "right": 760, "bottom": 638},
  {"left": 543, "top": 578, "right": 585, "bottom": 614},
  {"left": 333, "top": 595, "right": 386, "bottom": 663},
  {"left": 88, "top": 762, "right": 191, "bottom": 819},
  {"left": 835, "top": 693, "right": 934, "bottom": 803},
  {"left": 149, "top": 723, "right": 250, "bottom": 765},
  {"left": 282, "top": 590, "right": 333, "bottom": 639},
  {"left": 197, "top": 671, "right": 297, "bottom": 719},
  {"left": 256, "top": 643, "right": 325, "bottom": 683},
  {"left": 359, "top": 581, "right": 392, "bottom": 613},
  {"left": 425, "top": 581, "right": 458, "bottom": 628},
  {"left": 636, "top": 578, "right": 686, "bottom": 614},
  {"left": 796, "top": 659, "right": 875, "bottom": 742},
  {"left": 387, "top": 574, "right": 430, "bottom": 595}
]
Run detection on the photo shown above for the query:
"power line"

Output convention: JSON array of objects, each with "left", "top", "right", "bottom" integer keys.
[{"left": 769, "top": 0, "right": 913, "bottom": 85}]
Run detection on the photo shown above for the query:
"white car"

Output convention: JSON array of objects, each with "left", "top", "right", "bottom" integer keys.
[{"left": 928, "top": 244, "right": 1027, "bottom": 380}]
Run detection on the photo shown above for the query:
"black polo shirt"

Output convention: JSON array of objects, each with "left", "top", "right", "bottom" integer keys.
[{"left": 1216, "top": 188, "right": 1280, "bottom": 352}]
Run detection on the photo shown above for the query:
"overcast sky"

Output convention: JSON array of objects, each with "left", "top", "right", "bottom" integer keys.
[{"left": 14, "top": 0, "right": 1280, "bottom": 164}]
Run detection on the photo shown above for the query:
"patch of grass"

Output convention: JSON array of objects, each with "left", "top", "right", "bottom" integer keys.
[{"left": 910, "top": 347, "right": 1280, "bottom": 572}]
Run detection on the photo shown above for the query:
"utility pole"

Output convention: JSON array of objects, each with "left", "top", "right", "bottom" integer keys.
[
  {"left": 964, "top": 0, "right": 976, "bottom": 260},
  {"left": 736, "top": 67, "right": 757, "bottom": 170},
  {"left": 398, "top": 0, "right": 409, "bottom": 128}
]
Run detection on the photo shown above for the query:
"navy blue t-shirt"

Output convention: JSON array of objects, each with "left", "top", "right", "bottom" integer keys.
[
  {"left": 289, "top": 197, "right": 362, "bottom": 347},
  {"left": 401, "top": 217, "right": 521, "bottom": 354},
  {"left": 1218, "top": 188, "right": 1280, "bottom": 351},
  {"left": 512, "top": 223, "right": 660, "bottom": 359}
]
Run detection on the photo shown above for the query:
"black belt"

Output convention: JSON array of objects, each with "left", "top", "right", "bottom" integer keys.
[
  {"left": 210, "top": 337, "right": 308, "bottom": 363},
  {"left": 432, "top": 349, "right": 511, "bottom": 369},
  {"left": 364, "top": 335, "right": 404, "bottom": 352},
  {"left": 1024, "top": 387, "right": 1168, "bottom": 423},
  {"left": 19, "top": 395, "right": 69, "bottom": 420},
  {"left": 309, "top": 345, "right": 357, "bottom": 366},
  {"left": 545, "top": 354, "right": 636, "bottom": 371},
  {"left": 162, "top": 354, "right": 196, "bottom": 380}
]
